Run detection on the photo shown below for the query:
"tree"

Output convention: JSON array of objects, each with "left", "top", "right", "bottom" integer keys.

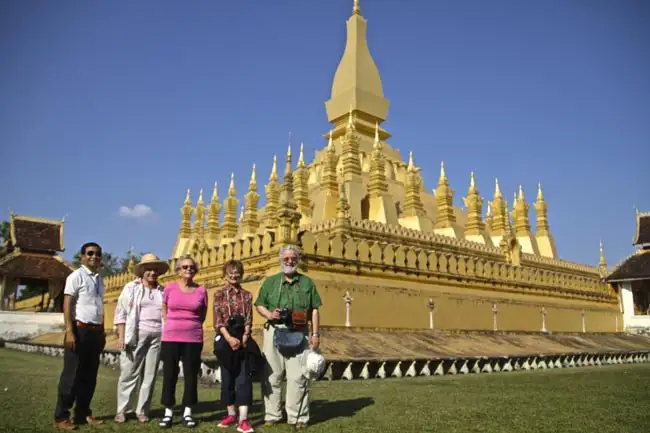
[
  {"left": 0, "top": 220, "right": 10, "bottom": 256},
  {"left": 71, "top": 250, "right": 143, "bottom": 277}
]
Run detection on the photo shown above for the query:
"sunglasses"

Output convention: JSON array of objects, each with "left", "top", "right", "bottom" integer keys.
[
  {"left": 86, "top": 251, "right": 102, "bottom": 258},
  {"left": 181, "top": 265, "right": 197, "bottom": 272}
]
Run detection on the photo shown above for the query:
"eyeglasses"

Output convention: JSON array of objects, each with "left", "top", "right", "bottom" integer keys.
[
  {"left": 86, "top": 251, "right": 102, "bottom": 258},
  {"left": 226, "top": 273, "right": 241, "bottom": 278},
  {"left": 181, "top": 265, "right": 197, "bottom": 272},
  {"left": 283, "top": 257, "right": 298, "bottom": 264}
]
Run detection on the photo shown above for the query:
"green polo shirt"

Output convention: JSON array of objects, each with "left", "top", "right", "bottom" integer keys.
[{"left": 254, "top": 272, "right": 322, "bottom": 312}]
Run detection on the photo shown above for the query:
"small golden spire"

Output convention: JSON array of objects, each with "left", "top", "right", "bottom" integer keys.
[
  {"left": 228, "top": 173, "right": 236, "bottom": 197},
  {"left": 211, "top": 182, "right": 218, "bottom": 201},
  {"left": 249, "top": 163, "right": 257, "bottom": 187},
  {"left": 270, "top": 154, "right": 278, "bottom": 181},
  {"left": 184, "top": 189, "right": 191, "bottom": 205},
  {"left": 284, "top": 143, "right": 292, "bottom": 177},
  {"left": 407, "top": 151, "right": 415, "bottom": 172},
  {"left": 437, "top": 161, "right": 448, "bottom": 186},
  {"left": 469, "top": 171, "right": 477, "bottom": 192},
  {"left": 513, "top": 191, "right": 518, "bottom": 208},
  {"left": 327, "top": 129, "right": 334, "bottom": 149},
  {"left": 197, "top": 188, "right": 204, "bottom": 206},
  {"left": 373, "top": 122, "right": 381, "bottom": 149},
  {"left": 353, "top": 0, "right": 360, "bottom": 15},
  {"left": 347, "top": 104, "right": 355, "bottom": 130},
  {"left": 537, "top": 182, "right": 544, "bottom": 201},
  {"left": 239, "top": 206, "right": 245, "bottom": 222},
  {"left": 297, "top": 142, "right": 306, "bottom": 168},
  {"left": 599, "top": 239, "right": 607, "bottom": 276},
  {"left": 518, "top": 184, "right": 525, "bottom": 202},
  {"left": 494, "top": 178, "right": 502, "bottom": 198}
]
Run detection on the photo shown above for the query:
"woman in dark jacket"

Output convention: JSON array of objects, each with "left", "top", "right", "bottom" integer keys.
[{"left": 212, "top": 260, "right": 259, "bottom": 433}]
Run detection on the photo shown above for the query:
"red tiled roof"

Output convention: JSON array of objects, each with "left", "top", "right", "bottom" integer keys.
[
  {"left": 0, "top": 253, "right": 73, "bottom": 280},
  {"left": 633, "top": 212, "right": 650, "bottom": 246},
  {"left": 10, "top": 215, "right": 64, "bottom": 252}
]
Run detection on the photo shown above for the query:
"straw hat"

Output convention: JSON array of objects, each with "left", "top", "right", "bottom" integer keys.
[{"left": 134, "top": 253, "right": 169, "bottom": 277}]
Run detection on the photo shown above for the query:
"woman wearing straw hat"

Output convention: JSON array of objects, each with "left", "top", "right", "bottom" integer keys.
[{"left": 113, "top": 253, "right": 169, "bottom": 424}]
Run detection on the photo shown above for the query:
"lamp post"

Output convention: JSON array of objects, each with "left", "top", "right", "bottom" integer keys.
[
  {"left": 581, "top": 310, "right": 586, "bottom": 333},
  {"left": 492, "top": 303, "right": 498, "bottom": 331},
  {"left": 343, "top": 291, "right": 353, "bottom": 327},
  {"left": 541, "top": 307, "right": 547, "bottom": 332},
  {"left": 427, "top": 298, "right": 435, "bottom": 330}
]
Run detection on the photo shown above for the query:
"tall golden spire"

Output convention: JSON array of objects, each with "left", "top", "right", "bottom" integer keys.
[
  {"left": 325, "top": 0, "right": 388, "bottom": 127},
  {"left": 335, "top": 182, "right": 351, "bottom": 230},
  {"left": 535, "top": 182, "right": 550, "bottom": 235},
  {"left": 514, "top": 185, "right": 531, "bottom": 236},
  {"left": 463, "top": 171, "right": 485, "bottom": 236},
  {"left": 340, "top": 107, "right": 362, "bottom": 179},
  {"left": 242, "top": 164, "right": 260, "bottom": 235},
  {"left": 367, "top": 123, "right": 387, "bottom": 198},
  {"left": 207, "top": 182, "right": 221, "bottom": 244},
  {"left": 221, "top": 173, "right": 239, "bottom": 239},
  {"left": 489, "top": 179, "right": 507, "bottom": 235},
  {"left": 293, "top": 142, "right": 311, "bottom": 220},
  {"left": 179, "top": 189, "right": 192, "bottom": 238},
  {"left": 402, "top": 152, "right": 425, "bottom": 217},
  {"left": 598, "top": 239, "right": 607, "bottom": 277},
  {"left": 277, "top": 144, "right": 301, "bottom": 245},
  {"left": 366, "top": 122, "right": 399, "bottom": 225},
  {"left": 264, "top": 155, "right": 280, "bottom": 230},
  {"left": 485, "top": 200, "right": 493, "bottom": 231},
  {"left": 534, "top": 182, "right": 557, "bottom": 257},
  {"left": 434, "top": 161, "right": 455, "bottom": 227},
  {"left": 193, "top": 188, "right": 206, "bottom": 240}
]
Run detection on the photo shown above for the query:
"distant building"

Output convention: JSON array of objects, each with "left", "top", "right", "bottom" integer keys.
[{"left": 605, "top": 211, "right": 650, "bottom": 332}]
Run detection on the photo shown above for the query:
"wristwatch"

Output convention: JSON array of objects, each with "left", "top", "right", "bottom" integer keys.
[{"left": 312, "top": 333, "right": 320, "bottom": 337}]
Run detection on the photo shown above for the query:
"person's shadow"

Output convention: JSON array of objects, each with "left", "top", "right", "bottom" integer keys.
[{"left": 305, "top": 397, "right": 375, "bottom": 425}]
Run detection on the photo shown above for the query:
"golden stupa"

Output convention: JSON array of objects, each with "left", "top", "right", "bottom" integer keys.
[{"left": 100, "top": 0, "right": 618, "bottom": 332}]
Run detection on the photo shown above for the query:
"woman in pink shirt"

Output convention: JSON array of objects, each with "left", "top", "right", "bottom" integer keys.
[{"left": 159, "top": 255, "right": 208, "bottom": 429}]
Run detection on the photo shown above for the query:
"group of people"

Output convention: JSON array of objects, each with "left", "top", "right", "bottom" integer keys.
[{"left": 53, "top": 242, "right": 325, "bottom": 431}]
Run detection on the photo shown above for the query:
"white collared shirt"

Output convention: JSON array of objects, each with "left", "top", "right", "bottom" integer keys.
[{"left": 63, "top": 265, "right": 105, "bottom": 325}]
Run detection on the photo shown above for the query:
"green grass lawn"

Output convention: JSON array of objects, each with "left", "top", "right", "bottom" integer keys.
[{"left": 0, "top": 349, "right": 649, "bottom": 433}]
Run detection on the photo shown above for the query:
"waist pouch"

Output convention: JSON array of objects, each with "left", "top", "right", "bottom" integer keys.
[{"left": 291, "top": 310, "right": 308, "bottom": 329}]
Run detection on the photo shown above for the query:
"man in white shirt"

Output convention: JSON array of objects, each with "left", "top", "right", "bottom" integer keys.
[{"left": 54, "top": 242, "right": 107, "bottom": 430}]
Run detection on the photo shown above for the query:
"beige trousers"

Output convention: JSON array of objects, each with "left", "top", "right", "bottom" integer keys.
[
  {"left": 116, "top": 330, "right": 162, "bottom": 416},
  {"left": 262, "top": 326, "right": 310, "bottom": 424}
]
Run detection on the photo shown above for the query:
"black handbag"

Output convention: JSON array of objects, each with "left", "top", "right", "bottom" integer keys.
[{"left": 273, "top": 327, "right": 306, "bottom": 355}]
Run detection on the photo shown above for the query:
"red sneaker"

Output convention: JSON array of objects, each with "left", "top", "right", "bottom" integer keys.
[
  {"left": 218, "top": 415, "right": 237, "bottom": 428},
  {"left": 237, "top": 419, "right": 254, "bottom": 433}
]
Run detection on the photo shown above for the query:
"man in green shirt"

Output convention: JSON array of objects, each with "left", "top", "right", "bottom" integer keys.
[{"left": 254, "top": 244, "right": 322, "bottom": 429}]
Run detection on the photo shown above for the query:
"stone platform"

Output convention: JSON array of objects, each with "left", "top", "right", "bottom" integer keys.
[
  {"left": 9, "top": 327, "right": 648, "bottom": 382},
  {"left": 28, "top": 326, "right": 650, "bottom": 360}
]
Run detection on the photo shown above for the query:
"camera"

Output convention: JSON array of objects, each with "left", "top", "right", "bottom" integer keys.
[
  {"left": 228, "top": 315, "right": 246, "bottom": 329},
  {"left": 279, "top": 308, "right": 292, "bottom": 326}
]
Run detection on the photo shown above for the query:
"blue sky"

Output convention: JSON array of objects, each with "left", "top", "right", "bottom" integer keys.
[{"left": 1, "top": 0, "right": 648, "bottom": 269}]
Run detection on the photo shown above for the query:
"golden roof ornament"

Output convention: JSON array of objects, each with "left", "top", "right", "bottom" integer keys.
[{"left": 353, "top": 0, "right": 360, "bottom": 15}]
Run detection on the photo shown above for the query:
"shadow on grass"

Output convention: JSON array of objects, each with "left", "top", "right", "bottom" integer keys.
[{"left": 308, "top": 397, "right": 375, "bottom": 425}]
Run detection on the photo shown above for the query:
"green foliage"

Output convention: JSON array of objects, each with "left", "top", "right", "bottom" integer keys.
[
  {"left": 0, "top": 220, "right": 10, "bottom": 256},
  {"left": 71, "top": 250, "right": 144, "bottom": 277}
]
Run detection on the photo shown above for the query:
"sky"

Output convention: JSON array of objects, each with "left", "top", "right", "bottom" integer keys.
[{"left": 1, "top": 0, "right": 648, "bottom": 270}]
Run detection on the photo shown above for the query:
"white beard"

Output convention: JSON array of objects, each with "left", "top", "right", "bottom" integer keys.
[{"left": 281, "top": 264, "right": 298, "bottom": 276}]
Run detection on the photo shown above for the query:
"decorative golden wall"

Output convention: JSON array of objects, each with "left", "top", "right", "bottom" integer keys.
[{"left": 100, "top": 228, "right": 619, "bottom": 333}]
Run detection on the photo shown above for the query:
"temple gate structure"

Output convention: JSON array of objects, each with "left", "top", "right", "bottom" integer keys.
[
  {"left": 0, "top": 214, "right": 73, "bottom": 312},
  {"left": 605, "top": 211, "right": 650, "bottom": 333},
  {"left": 85, "top": 1, "right": 619, "bottom": 333}
]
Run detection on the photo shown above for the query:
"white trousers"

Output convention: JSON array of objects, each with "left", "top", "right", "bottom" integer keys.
[
  {"left": 116, "top": 330, "right": 162, "bottom": 416},
  {"left": 262, "top": 326, "right": 310, "bottom": 425}
]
